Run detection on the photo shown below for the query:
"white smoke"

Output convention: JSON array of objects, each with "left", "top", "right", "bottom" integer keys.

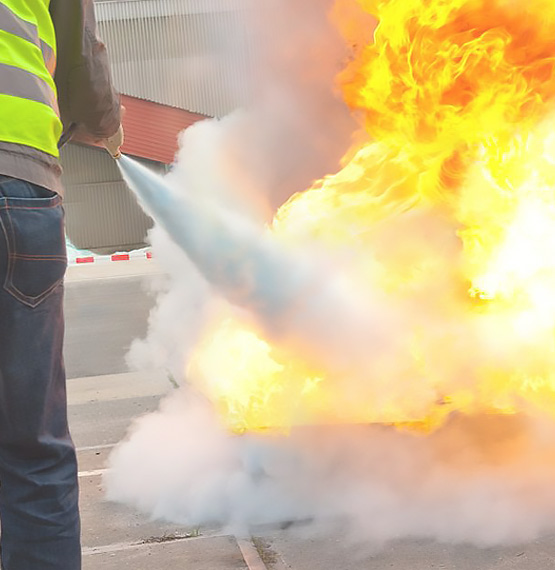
[
  {"left": 106, "top": 390, "right": 555, "bottom": 545},
  {"left": 125, "top": 0, "right": 357, "bottom": 384},
  {"left": 108, "top": 0, "right": 555, "bottom": 550}
]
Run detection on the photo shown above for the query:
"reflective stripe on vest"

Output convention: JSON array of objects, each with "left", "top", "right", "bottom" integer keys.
[{"left": 0, "top": 0, "right": 61, "bottom": 157}]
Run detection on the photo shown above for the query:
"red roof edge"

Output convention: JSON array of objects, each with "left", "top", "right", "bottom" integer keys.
[{"left": 72, "top": 95, "right": 209, "bottom": 164}]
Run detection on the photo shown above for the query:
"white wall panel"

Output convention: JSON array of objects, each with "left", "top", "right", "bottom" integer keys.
[
  {"left": 61, "top": 144, "right": 158, "bottom": 252},
  {"left": 95, "top": 0, "right": 253, "bottom": 117}
]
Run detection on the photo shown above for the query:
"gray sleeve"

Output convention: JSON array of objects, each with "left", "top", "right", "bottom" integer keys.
[{"left": 50, "top": 0, "right": 121, "bottom": 141}]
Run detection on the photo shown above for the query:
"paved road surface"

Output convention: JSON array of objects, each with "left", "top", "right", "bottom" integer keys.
[
  {"left": 64, "top": 260, "right": 270, "bottom": 569},
  {"left": 64, "top": 259, "right": 555, "bottom": 569},
  {"left": 68, "top": 371, "right": 259, "bottom": 570},
  {"left": 64, "top": 260, "right": 160, "bottom": 379}
]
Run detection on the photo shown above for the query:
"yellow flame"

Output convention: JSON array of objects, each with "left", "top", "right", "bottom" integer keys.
[{"left": 188, "top": 0, "right": 555, "bottom": 432}]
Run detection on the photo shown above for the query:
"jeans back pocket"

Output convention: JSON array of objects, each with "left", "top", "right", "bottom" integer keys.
[{"left": 0, "top": 192, "right": 67, "bottom": 308}]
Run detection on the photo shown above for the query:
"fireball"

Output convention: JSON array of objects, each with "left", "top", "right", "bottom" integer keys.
[{"left": 188, "top": 0, "right": 555, "bottom": 433}]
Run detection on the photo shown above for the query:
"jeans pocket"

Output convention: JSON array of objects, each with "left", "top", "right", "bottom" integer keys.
[{"left": 0, "top": 193, "right": 66, "bottom": 308}]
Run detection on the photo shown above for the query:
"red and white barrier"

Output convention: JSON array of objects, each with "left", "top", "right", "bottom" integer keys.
[{"left": 70, "top": 249, "right": 153, "bottom": 265}]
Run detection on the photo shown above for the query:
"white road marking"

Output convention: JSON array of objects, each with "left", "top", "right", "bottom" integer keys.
[
  {"left": 82, "top": 533, "right": 228, "bottom": 557},
  {"left": 76, "top": 443, "right": 116, "bottom": 452},
  {"left": 78, "top": 468, "right": 107, "bottom": 478}
]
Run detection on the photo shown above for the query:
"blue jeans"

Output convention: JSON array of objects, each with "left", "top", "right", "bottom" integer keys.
[{"left": 0, "top": 176, "right": 80, "bottom": 570}]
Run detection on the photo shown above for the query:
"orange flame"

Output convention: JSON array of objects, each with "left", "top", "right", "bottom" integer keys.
[{"left": 188, "top": 0, "right": 555, "bottom": 433}]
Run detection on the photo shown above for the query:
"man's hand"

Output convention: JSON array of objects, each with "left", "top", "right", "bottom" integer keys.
[{"left": 103, "top": 124, "right": 124, "bottom": 158}]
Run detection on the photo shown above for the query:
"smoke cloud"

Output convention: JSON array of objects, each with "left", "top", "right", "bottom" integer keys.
[
  {"left": 107, "top": 0, "right": 555, "bottom": 550},
  {"left": 125, "top": 0, "right": 359, "bottom": 384},
  {"left": 106, "top": 392, "right": 555, "bottom": 546}
]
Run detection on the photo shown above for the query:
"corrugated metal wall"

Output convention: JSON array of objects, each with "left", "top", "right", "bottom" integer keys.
[
  {"left": 95, "top": 0, "right": 253, "bottom": 117},
  {"left": 62, "top": 0, "right": 252, "bottom": 251},
  {"left": 61, "top": 144, "right": 164, "bottom": 253}
]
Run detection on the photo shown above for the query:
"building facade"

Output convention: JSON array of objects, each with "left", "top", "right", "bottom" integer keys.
[{"left": 62, "top": 0, "right": 253, "bottom": 252}]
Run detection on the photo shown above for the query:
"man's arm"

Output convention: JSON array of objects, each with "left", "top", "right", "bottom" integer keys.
[{"left": 50, "top": 0, "right": 122, "bottom": 146}]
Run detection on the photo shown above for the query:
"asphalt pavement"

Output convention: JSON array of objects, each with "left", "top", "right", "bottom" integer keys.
[
  {"left": 65, "top": 259, "right": 161, "bottom": 379},
  {"left": 68, "top": 371, "right": 256, "bottom": 570},
  {"left": 64, "top": 258, "right": 555, "bottom": 569},
  {"left": 65, "top": 259, "right": 269, "bottom": 569}
]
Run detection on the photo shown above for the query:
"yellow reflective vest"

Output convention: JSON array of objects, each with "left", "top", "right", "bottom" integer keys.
[{"left": 0, "top": 0, "right": 62, "bottom": 157}]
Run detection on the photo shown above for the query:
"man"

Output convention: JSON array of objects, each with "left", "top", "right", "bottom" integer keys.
[{"left": 0, "top": 0, "right": 123, "bottom": 568}]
